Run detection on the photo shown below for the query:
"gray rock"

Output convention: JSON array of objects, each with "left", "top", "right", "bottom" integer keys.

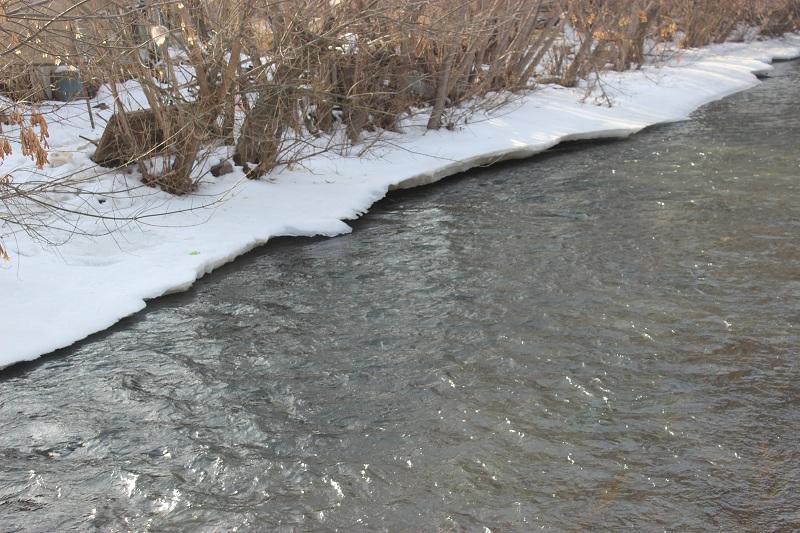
[{"left": 210, "top": 161, "right": 234, "bottom": 177}]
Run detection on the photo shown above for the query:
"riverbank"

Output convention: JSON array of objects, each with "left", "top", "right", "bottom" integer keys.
[{"left": 2, "top": 34, "right": 799, "bottom": 369}]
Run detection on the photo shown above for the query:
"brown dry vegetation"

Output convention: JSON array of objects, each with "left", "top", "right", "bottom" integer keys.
[{"left": 0, "top": 0, "right": 798, "bottom": 196}]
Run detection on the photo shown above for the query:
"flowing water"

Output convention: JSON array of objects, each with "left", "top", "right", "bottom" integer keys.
[{"left": 2, "top": 60, "right": 799, "bottom": 532}]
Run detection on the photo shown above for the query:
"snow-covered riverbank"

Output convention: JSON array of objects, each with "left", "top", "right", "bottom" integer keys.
[{"left": 2, "top": 35, "right": 799, "bottom": 369}]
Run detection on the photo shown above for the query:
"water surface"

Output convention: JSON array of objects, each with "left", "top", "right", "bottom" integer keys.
[{"left": 1, "top": 60, "right": 799, "bottom": 531}]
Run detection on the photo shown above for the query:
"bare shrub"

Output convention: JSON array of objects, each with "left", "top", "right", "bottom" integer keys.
[{"left": 0, "top": 0, "right": 797, "bottom": 196}]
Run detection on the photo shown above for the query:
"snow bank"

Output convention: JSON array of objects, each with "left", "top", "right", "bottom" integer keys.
[{"left": 2, "top": 35, "right": 799, "bottom": 369}]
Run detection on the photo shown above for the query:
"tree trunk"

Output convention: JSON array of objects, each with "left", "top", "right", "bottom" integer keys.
[{"left": 427, "top": 50, "right": 455, "bottom": 130}]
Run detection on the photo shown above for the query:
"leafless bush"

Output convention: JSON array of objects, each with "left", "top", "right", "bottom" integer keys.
[{"left": 0, "top": 0, "right": 797, "bottom": 202}]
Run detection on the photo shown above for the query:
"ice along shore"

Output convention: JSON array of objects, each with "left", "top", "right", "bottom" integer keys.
[{"left": 1, "top": 34, "right": 799, "bottom": 369}]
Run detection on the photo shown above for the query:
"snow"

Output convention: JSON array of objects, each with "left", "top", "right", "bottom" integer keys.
[{"left": 2, "top": 34, "right": 799, "bottom": 369}]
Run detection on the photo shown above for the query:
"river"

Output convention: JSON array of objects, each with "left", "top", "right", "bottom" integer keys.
[{"left": 1, "top": 60, "right": 798, "bottom": 531}]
